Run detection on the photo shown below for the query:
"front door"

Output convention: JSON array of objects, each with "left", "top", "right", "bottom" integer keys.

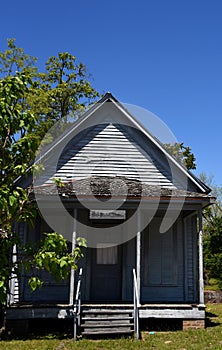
[{"left": 90, "top": 244, "right": 122, "bottom": 301}]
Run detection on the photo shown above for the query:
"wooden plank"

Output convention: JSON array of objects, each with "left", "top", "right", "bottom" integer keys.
[
  {"left": 6, "top": 307, "right": 74, "bottom": 319},
  {"left": 82, "top": 322, "right": 134, "bottom": 328},
  {"left": 82, "top": 309, "right": 134, "bottom": 314},
  {"left": 82, "top": 316, "right": 133, "bottom": 321},
  {"left": 139, "top": 307, "right": 205, "bottom": 319}
]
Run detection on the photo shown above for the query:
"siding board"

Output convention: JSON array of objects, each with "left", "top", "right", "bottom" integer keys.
[
  {"left": 42, "top": 123, "right": 176, "bottom": 188},
  {"left": 184, "top": 215, "right": 198, "bottom": 303}
]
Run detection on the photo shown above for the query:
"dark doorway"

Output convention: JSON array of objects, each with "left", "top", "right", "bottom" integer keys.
[{"left": 90, "top": 244, "right": 122, "bottom": 301}]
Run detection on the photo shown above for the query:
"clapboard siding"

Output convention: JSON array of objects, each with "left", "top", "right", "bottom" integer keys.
[
  {"left": 184, "top": 215, "right": 198, "bottom": 303},
  {"left": 44, "top": 123, "right": 176, "bottom": 188}
]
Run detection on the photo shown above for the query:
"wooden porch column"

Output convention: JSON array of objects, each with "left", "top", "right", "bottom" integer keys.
[
  {"left": 136, "top": 209, "right": 141, "bottom": 301},
  {"left": 69, "top": 208, "right": 77, "bottom": 305},
  {"left": 198, "top": 209, "right": 204, "bottom": 305}
]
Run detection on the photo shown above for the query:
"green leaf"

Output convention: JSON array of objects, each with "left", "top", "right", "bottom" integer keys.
[
  {"left": 9, "top": 195, "right": 16, "bottom": 207},
  {"left": 60, "top": 259, "right": 67, "bottom": 268},
  {"left": 28, "top": 277, "right": 43, "bottom": 292}
]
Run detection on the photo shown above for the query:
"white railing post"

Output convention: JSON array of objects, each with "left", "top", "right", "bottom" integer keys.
[
  {"left": 133, "top": 268, "right": 140, "bottom": 340},
  {"left": 73, "top": 268, "right": 83, "bottom": 340}
]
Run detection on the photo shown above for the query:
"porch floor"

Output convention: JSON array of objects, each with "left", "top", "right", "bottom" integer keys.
[{"left": 6, "top": 303, "right": 205, "bottom": 320}]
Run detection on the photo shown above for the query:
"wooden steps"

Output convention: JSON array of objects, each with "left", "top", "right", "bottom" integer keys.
[{"left": 80, "top": 305, "right": 134, "bottom": 337}]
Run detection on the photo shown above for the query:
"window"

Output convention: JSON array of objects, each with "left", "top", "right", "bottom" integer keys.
[{"left": 96, "top": 243, "right": 118, "bottom": 265}]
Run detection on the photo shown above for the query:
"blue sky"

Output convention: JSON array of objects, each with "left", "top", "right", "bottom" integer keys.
[{"left": 0, "top": 0, "right": 222, "bottom": 185}]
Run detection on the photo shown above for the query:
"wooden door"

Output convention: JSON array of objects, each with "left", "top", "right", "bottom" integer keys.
[{"left": 90, "top": 244, "right": 122, "bottom": 301}]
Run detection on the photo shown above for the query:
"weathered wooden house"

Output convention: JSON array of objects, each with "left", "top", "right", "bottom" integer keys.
[{"left": 6, "top": 93, "right": 214, "bottom": 337}]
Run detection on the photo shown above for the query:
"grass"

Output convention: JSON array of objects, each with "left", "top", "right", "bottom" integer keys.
[
  {"left": 0, "top": 304, "right": 222, "bottom": 350},
  {"left": 205, "top": 279, "right": 221, "bottom": 291}
]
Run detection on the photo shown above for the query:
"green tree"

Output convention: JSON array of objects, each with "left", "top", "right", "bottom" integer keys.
[
  {"left": 0, "top": 39, "right": 98, "bottom": 305},
  {"left": 199, "top": 174, "right": 222, "bottom": 288},
  {"left": 199, "top": 173, "right": 222, "bottom": 219},
  {"left": 29, "top": 52, "right": 99, "bottom": 139},
  {"left": 0, "top": 73, "right": 39, "bottom": 303},
  {"left": 0, "top": 73, "right": 85, "bottom": 303},
  {"left": 0, "top": 38, "right": 99, "bottom": 139},
  {"left": 0, "top": 38, "right": 37, "bottom": 76},
  {"left": 203, "top": 216, "right": 222, "bottom": 288},
  {"left": 165, "top": 142, "right": 196, "bottom": 170}
]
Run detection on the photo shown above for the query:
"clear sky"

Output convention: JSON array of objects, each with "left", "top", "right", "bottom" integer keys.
[{"left": 0, "top": 0, "right": 222, "bottom": 186}]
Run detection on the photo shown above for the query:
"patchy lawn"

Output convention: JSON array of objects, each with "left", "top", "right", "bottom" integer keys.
[{"left": 0, "top": 304, "right": 222, "bottom": 349}]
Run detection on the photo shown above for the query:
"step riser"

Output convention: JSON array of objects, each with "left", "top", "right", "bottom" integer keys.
[
  {"left": 82, "top": 330, "right": 134, "bottom": 336},
  {"left": 83, "top": 323, "right": 134, "bottom": 327},
  {"left": 81, "top": 313, "right": 133, "bottom": 320},
  {"left": 82, "top": 310, "right": 133, "bottom": 316},
  {"left": 82, "top": 316, "right": 133, "bottom": 321},
  {"left": 83, "top": 328, "right": 133, "bottom": 334}
]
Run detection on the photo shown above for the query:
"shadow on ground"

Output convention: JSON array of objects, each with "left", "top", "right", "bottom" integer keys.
[{"left": 205, "top": 310, "right": 221, "bottom": 328}]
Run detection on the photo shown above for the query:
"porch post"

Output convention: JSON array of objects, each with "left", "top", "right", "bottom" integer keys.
[
  {"left": 69, "top": 208, "right": 77, "bottom": 305},
  {"left": 136, "top": 209, "right": 141, "bottom": 301},
  {"left": 198, "top": 209, "right": 204, "bottom": 305}
]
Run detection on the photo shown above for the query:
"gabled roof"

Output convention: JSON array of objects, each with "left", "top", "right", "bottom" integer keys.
[{"left": 33, "top": 92, "right": 210, "bottom": 195}]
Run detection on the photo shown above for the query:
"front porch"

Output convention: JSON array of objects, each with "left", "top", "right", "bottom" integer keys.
[{"left": 5, "top": 302, "right": 205, "bottom": 336}]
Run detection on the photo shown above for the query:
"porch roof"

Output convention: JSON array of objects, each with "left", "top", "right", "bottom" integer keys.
[{"left": 32, "top": 176, "right": 214, "bottom": 205}]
